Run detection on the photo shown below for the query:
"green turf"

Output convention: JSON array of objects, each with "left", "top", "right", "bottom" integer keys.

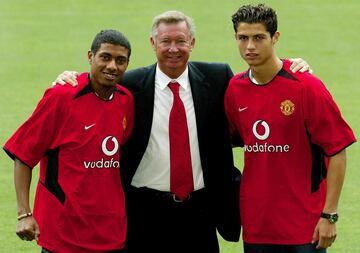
[{"left": 1, "top": 0, "right": 359, "bottom": 252}]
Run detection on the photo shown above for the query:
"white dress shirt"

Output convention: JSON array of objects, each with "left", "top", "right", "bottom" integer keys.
[{"left": 131, "top": 64, "right": 204, "bottom": 191}]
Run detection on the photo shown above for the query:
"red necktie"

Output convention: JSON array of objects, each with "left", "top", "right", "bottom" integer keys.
[{"left": 168, "top": 82, "right": 194, "bottom": 200}]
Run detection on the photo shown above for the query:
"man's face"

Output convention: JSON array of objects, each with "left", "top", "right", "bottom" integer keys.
[
  {"left": 234, "top": 22, "right": 279, "bottom": 67},
  {"left": 88, "top": 43, "right": 129, "bottom": 89},
  {"left": 151, "top": 21, "right": 195, "bottom": 79}
]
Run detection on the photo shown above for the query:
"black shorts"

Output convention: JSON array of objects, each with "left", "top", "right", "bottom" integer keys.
[{"left": 244, "top": 242, "right": 326, "bottom": 253}]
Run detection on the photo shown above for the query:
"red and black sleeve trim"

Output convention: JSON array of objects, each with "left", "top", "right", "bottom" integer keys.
[{"left": 41, "top": 148, "right": 66, "bottom": 205}]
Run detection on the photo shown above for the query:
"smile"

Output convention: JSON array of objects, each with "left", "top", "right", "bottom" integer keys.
[{"left": 103, "top": 72, "right": 118, "bottom": 80}]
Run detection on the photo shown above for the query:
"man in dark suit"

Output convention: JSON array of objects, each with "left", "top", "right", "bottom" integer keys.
[
  {"left": 121, "top": 11, "right": 239, "bottom": 253},
  {"left": 54, "top": 10, "right": 310, "bottom": 253}
]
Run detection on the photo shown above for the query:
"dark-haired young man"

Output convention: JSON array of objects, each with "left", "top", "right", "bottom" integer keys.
[
  {"left": 3, "top": 29, "right": 134, "bottom": 253},
  {"left": 225, "top": 4, "right": 356, "bottom": 253}
]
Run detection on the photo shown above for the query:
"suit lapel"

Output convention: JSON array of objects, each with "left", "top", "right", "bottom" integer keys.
[
  {"left": 133, "top": 64, "right": 156, "bottom": 149},
  {"left": 188, "top": 62, "right": 210, "bottom": 151}
]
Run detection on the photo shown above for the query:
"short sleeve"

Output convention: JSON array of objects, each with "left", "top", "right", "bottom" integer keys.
[
  {"left": 3, "top": 87, "right": 64, "bottom": 168},
  {"left": 302, "top": 77, "right": 356, "bottom": 156}
]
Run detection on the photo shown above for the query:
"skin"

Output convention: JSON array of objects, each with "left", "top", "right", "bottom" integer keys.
[
  {"left": 235, "top": 21, "right": 344, "bottom": 249},
  {"left": 150, "top": 21, "right": 195, "bottom": 79},
  {"left": 15, "top": 42, "right": 130, "bottom": 242},
  {"left": 234, "top": 22, "right": 282, "bottom": 84},
  {"left": 88, "top": 43, "right": 129, "bottom": 99},
  {"left": 312, "top": 150, "right": 346, "bottom": 249},
  {"left": 14, "top": 159, "right": 40, "bottom": 241}
]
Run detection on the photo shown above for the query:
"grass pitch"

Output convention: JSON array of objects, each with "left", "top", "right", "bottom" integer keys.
[{"left": 0, "top": 0, "right": 359, "bottom": 252}]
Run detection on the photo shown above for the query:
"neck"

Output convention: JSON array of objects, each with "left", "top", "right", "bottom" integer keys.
[
  {"left": 250, "top": 57, "right": 283, "bottom": 84},
  {"left": 93, "top": 86, "right": 116, "bottom": 100},
  {"left": 90, "top": 76, "right": 116, "bottom": 100},
  {"left": 158, "top": 64, "right": 186, "bottom": 79}
]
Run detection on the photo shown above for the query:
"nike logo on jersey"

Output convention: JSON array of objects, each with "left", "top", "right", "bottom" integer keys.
[
  {"left": 238, "top": 106, "right": 248, "bottom": 112},
  {"left": 84, "top": 123, "right": 96, "bottom": 130}
]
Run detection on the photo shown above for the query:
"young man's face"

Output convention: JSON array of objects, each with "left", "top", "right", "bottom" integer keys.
[
  {"left": 88, "top": 43, "right": 129, "bottom": 89},
  {"left": 234, "top": 22, "right": 279, "bottom": 67},
  {"left": 151, "top": 21, "right": 195, "bottom": 79}
]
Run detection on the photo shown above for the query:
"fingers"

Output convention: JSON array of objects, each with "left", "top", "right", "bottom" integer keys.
[
  {"left": 16, "top": 228, "right": 36, "bottom": 241},
  {"left": 316, "top": 231, "right": 337, "bottom": 249},
  {"left": 16, "top": 219, "right": 40, "bottom": 241},
  {"left": 34, "top": 222, "right": 40, "bottom": 241},
  {"left": 53, "top": 71, "right": 79, "bottom": 86},
  {"left": 311, "top": 226, "right": 319, "bottom": 244},
  {"left": 289, "top": 58, "right": 311, "bottom": 73},
  {"left": 317, "top": 235, "right": 336, "bottom": 249}
]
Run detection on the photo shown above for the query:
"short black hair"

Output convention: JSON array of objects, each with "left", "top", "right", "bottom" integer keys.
[
  {"left": 91, "top": 29, "right": 131, "bottom": 58},
  {"left": 231, "top": 4, "right": 278, "bottom": 37}
]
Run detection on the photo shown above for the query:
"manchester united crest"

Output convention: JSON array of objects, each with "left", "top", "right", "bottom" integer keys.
[
  {"left": 280, "top": 100, "right": 295, "bottom": 116},
  {"left": 122, "top": 116, "right": 127, "bottom": 130}
]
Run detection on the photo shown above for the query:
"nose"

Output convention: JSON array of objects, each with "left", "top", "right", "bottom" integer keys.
[
  {"left": 168, "top": 41, "right": 179, "bottom": 52},
  {"left": 107, "top": 59, "right": 117, "bottom": 70},
  {"left": 247, "top": 38, "right": 255, "bottom": 50}
]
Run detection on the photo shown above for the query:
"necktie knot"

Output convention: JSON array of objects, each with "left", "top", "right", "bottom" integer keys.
[{"left": 168, "top": 82, "right": 180, "bottom": 94}]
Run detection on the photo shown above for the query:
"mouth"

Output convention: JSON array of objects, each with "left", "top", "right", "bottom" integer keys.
[
  {"left": 167, "top": 54, "right": 182, "bottom": 60},
  {"left": 103, "top": 72, "right": 118, "bottom": 81},
  {"left": 245, "top": 53, "right": 258, "bottom": 59}
]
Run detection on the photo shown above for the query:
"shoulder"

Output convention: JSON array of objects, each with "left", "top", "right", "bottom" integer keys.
[
  {"left": 228, "top": 70, "right": 249, "bottom": 87},
  {"left": 231, "top": 70, "right": 249, "bottom": 81},
  {"left": 123, "top": 64, "right": 155, "bottom": 82},
  {"left": 51, "top": 72, "right": 90, "bottom": 98},
  {"left": 115, "top": 84, "right": 133, "bottom": 100},
  {"left": 189, "top": 61, "right": 233, "bottom": 86},
  {"left": 281, "top": 59, "right": 326, "bottom": 91},
  {"left": 189, "top": 61, "right": 232, "bottom": 72}
]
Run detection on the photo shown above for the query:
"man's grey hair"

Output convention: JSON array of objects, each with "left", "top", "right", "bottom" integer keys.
[{"left": 151, "top": 10, "right": 196, "bottom": 38}]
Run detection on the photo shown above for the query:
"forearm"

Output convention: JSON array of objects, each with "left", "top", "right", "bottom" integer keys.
[
  {"left": 14, "top": 159, "right": 32, "bottom": 215},
  {"left": 322, "top": 150, "right": 346, "bottom": 213}
]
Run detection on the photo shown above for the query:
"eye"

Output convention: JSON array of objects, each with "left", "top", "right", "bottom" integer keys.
[
  {"left": 238, "top": 35, "right": 247, "bottom": 41},
  {"left": 254, "top": 35, "right": 264, "bottom": 40},
  {"left": 159, "top": 39, "right": 170, "bottom": 46},
  {"left": 116, "top": 57, "right": 127, "bottom": 65},
  {"left": 176, "top": 39, "right": 188, "bottom": 46},
  {"left": 101, "top": 55, "right": 111, "bottom": 61}
]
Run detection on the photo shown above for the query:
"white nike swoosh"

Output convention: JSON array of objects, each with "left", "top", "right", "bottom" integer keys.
[
  {"left": 84, "top": 123, "right": 96, "bottom": 130},
  {"left": 238, "top": 107, "right": 248, "bottom": 112}
]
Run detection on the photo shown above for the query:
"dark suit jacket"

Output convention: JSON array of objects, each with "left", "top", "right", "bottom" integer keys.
[{"left": 120, "top": 61, "right": 240, "bottom": 242}]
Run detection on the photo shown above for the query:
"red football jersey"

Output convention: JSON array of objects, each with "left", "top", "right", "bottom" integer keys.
[
  {"left": 4, "top": 73, "right": 134, "bottom": 252},
  {"left": 224, "top": 60, "right": 356, "bottom": 244}
]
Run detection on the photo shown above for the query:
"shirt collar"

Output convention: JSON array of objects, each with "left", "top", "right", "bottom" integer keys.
[{"left": 155, "top": 64, "right": 189, "bottom": 90}]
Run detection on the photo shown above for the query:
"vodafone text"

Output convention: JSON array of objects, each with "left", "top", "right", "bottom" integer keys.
[
  {"left": 83, "top": 136, "right": 120, "bottom": 169},
  {"left": 246, "top": 120, "right": 290, "bottom": 153},
  {"left": 244, "top": 142, "right": 290, "bottom": 153}
]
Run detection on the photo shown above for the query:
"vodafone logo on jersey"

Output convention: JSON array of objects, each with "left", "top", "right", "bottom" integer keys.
[
  {"left": 245, "top": 120, "right": 290, "bottom": 153},
  {"left": 83, "top": 136, "right": 120, "bottom": 169},
  {"left": 252, "top": 120, "right": 270, "bottom": 140},
  {"left": 102, "top": 136, "right": 119, "bottom": 156}
]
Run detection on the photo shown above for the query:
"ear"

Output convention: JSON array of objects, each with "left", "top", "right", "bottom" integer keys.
[
  {"left": 88, "top": 49, "right": 93, "bottom": 64},
  {"left": 273, "top": 31, "right": 280, "bottom": 44},
  {"left": 190, "top": 37, "right": 195, "bottom": 51},
  {"left": 150, "top": 37, "right": 156, "bottom": 50}
]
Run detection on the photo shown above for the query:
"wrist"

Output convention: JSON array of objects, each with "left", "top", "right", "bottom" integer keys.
[
  {"left": 320, "top": 211, "right": 338, "bottom": 224},
  {"left": 17, "top": 212, "right": 33, "bottom": 221}
]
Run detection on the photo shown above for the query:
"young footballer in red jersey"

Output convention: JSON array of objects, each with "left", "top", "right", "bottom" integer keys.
[
  {"left": 225, "top": 4, "right": 356, "bottom": 253},
  {"left": 3, "top": 30, "right": 134, "bottom": 253}
]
